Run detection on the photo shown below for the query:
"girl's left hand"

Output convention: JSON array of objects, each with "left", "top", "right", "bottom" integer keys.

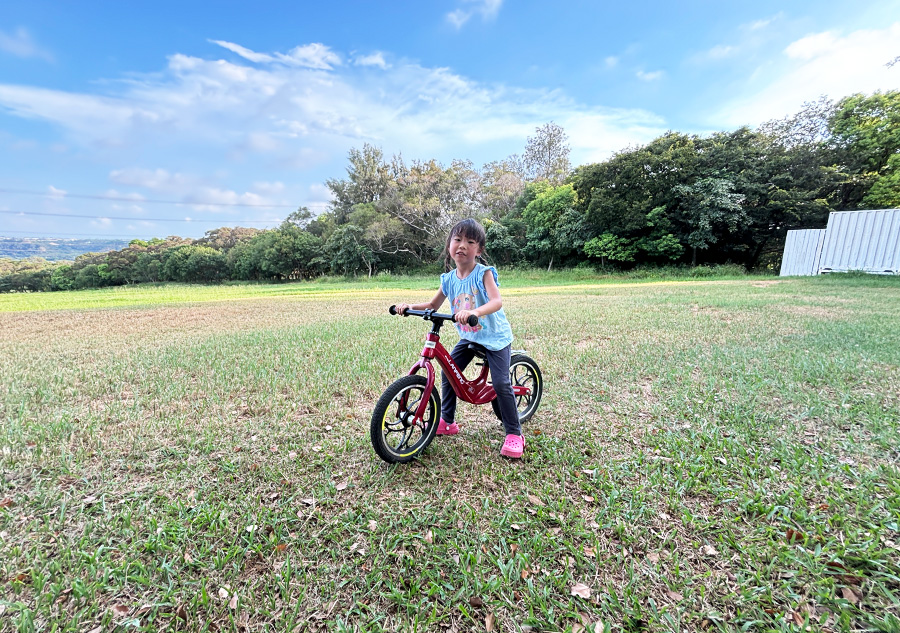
[{"left": 454, "top": 309, "right": 478, "bottom": 325}]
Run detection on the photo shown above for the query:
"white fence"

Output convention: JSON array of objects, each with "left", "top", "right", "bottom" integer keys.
[{"left": 780, "top": 209, "right": 900, "bottom": 276}]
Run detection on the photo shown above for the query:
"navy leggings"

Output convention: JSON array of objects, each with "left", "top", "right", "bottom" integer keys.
[{"left": 441, "top": 340, "right": 521, "bottom": 436}]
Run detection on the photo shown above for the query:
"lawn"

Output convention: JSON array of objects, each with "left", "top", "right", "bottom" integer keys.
[{"left": 1, "top": 274, "right": 898, "bottom": 632}]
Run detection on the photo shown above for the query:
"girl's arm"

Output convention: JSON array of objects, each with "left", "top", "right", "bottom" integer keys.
[
  {"left": 396, "top": 289, "right": 446, "bottom": 315},
  {"left": 454, "top": 270, "right": 503, "bottom": 324}
]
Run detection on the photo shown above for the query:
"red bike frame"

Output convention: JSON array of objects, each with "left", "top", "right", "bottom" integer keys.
[{"left": 396, "top": 308, "right": 531, "bottom": 425}]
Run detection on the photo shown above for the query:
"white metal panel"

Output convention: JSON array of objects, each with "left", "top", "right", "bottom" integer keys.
[
  {"left": 780, "top": 229, "right": 826, "bottom": 276},
  {"left": 819, "top": 209, "right": 900, "bottom": 274}
]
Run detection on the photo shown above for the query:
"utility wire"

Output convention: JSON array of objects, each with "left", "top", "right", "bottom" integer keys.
[
  {"left": 0, "top": 209, "right": 282, "bottom": 224},
  {"left": 0, "top": 187, "right": 331, "bottom": 209},
  {"left": 1, "top": 229, "right": 154, "bottom": 238}
]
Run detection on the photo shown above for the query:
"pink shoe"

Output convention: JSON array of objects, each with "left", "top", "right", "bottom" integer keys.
[
  {"left": 436, "top": 419, "right": 459, "bottom": 436},
  {"left": 500, "top": 434, "right": 524, "bottom": 459}
]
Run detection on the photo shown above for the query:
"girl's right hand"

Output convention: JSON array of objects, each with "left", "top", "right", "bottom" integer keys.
[{"left": 396, "top": 303, "right": 410, "bottom": 315}]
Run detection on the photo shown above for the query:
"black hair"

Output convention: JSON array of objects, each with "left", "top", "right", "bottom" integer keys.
[{"left": 443, "top": 218, "right": 487, "bottom": 271}]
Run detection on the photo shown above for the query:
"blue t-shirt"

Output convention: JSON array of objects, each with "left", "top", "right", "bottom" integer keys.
[{"left": 440, "top": 263, "right": 513, "bottom": 351}]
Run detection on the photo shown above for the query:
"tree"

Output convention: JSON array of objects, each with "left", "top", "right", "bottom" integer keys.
[
  {"left": 326, "top": 144, "right": 397, "bottom": 223},
  {"left": 829, "top": 91, "right": 900, "bottom": 208},
  {"left": 524, "top": 122, "right": 571, "bottom": 184},
  {"left": 481, "top": 156, "right": 526, "bottom": 217},
  {"left": 521, "top": 183, "right": 583, "bottom": 270},
  {"left": 326, "top": 224, "right": 376, "bottom": 276},
  {"left": 758, "top": 96, "right": 835, "bottom": 148},
  {"left": 675, "top": 177, "right": 746, "bottom": 265}
]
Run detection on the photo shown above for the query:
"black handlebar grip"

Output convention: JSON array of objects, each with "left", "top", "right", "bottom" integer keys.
[
  {"left": 466, "top": 314, "right": 479, "bottom": 327},
  {"left": 389, "top": 305, "right": 398, "bottom": 315}
]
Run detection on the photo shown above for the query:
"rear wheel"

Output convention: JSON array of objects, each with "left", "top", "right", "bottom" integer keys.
[
  {"left": 370, "top": 375, "right": 440, "bottom": 464},
  {"left": 492, "top": 354, "right": 543, "bottom": 424}
]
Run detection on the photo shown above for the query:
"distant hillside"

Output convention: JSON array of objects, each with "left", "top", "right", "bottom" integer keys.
[{"left": 0, "top": 237, "right": 130, "bottom": 261}]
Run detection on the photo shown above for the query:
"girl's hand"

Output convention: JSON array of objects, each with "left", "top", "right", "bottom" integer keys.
[
  {"left": 454, "top": 309, "right": 478, "bottom": 325},
  {"left": 396, "top": 303, "right": 411, "bottom": 315}
]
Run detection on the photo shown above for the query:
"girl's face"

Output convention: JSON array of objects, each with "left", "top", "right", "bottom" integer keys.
[{"left": 449, "top": 233, "right": 482, "bottom": 268}]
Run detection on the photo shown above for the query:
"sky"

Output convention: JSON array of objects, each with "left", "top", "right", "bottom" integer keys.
[{"left": 0, "top": 0, "right": 898, "bottom": 241}]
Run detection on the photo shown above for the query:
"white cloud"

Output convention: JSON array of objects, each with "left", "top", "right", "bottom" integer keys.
[
  {"left": 252, "top": 181, "right": 285, "bottom": 195},
  {"left": 0, "top": 27, "right": 53, "bottom": 62},
  {"left": 637, "top": 70, "right": 664, "bottom": 81},
  {"left": 108, "top": 167, "right": 283, "bottom": 212},
  {"left": 0, "top": 39, "right": 668, "bottom": 185},
  {"left": 604, "top": 56, "right": 619, "bottom": 68},
  {"left": 47, "top": 185, "right": 66, "bottom": 198},
  {"left": 210, "top": 40, "right": 340, "bottom": 69},
  {"left": 747, "top": 17, "right": 777, "bottom": 31},
  {"left": 446, "top": 0, "right": 503, "bottom": 29},
  {"left": 354, "top": 52, "right": 389, "bottom": 69},
  {"left": 719, "top": 22, "right": 900, "bottom": 127},
  {"left": 785, "top": 31, "right": 838, "bottom": 60},
  {"left": 706, "top": 45, "right": 736, "bottom": 60}
]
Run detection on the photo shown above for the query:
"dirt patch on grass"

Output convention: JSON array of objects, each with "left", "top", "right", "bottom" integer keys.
[{"left": 0, "top": 298, "right": 386, "bottom": 347}]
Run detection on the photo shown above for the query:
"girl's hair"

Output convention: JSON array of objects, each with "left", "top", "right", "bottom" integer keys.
[{"left": 443, "top": 219, "right": 488, "bottom": 270}]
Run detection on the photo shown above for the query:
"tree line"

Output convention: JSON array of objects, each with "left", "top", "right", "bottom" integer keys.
[{"left": 2, "top": 90, "right": 898, "bottom": 292}]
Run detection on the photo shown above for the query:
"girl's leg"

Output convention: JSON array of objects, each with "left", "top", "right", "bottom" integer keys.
[
  {"left": 441, "top": 340, "right": 475, "bottom": 424},
  {"left": 485, "top": 345, "right": 522, "bottom": 436}
]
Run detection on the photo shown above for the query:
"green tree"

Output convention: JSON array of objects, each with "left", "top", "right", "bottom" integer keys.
[
  {"left": 829, "top": 91, "right": 900, "bottom": 208},
  {"left": 675, "top": 177, "right": 746, "bottom": 265},
  {"left": 521, "top": 183, "right": 583, "bottom": 270},
  {"left": 326, "top": 225, "right": 376, "bottom": 276}
]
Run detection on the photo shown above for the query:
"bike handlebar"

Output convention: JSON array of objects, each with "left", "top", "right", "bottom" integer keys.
[{"left": 390, "top": 305, "right": 479, "bottom": 327}]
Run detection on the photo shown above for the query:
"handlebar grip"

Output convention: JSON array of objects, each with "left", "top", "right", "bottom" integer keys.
[
  {"left": 389, "top": 305, "right": 398, "bottom": 315},
  {"left": 466, "top": 314, "right": 479, "bottom": 327}
]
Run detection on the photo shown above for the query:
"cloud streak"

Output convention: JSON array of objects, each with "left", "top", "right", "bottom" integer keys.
[
  {"left": 0, "top": 26, "right": 53, "bottom": 62},
  {"left": 446, "top": 0, "right": 503, "bottom": 29}
]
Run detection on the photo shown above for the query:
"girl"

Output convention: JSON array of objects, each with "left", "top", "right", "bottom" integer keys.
[{"left": 395, "top": 219, "right": 524, "bottom": 459}]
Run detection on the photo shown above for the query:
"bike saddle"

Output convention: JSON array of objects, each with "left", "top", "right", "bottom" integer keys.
[{"left": 466, "top": 342, "right": 488, "bottom": 359}]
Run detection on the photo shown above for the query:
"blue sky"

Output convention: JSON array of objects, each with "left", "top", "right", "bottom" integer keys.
[{"left": 1, "top": 0, "right": 898, "bottom": 240}]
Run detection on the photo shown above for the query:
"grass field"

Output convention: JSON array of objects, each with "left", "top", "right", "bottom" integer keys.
[{"left": 1, "top": 273, "right": 899, "bottom": 632}]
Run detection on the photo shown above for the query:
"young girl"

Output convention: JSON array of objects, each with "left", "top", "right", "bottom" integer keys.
[{"left": 395, "top": 219, "right": 524, "bottom": 459}]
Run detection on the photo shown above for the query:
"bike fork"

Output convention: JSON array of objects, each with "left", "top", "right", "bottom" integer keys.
[{"left": 406, "top": 360, "right": 436, "bottom": 425}]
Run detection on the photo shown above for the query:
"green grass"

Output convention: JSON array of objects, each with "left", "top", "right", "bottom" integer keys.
[
  {"left": 0, "top": 265, "right": 754, "bottom": 313},
  {"left": 1, "top": 274, "right": 899, "bottom": 632}
]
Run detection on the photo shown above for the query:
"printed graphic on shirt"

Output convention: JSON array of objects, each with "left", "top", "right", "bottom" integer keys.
[{"left": 451, "top": 289, "right": 482, "bottom": 334}]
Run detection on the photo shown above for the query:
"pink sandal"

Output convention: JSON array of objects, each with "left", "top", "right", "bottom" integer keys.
[
  {"left": 437, "top": 419, "right": 459, "bottom": 436},
  {"left": 500, "top": 434, "right": 524, "bottom": 458}
]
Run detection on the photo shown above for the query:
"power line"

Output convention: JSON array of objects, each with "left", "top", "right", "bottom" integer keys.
[
  {"left": 0, "top": 209, "right": 282, "bottom": 224},
  {"left": 1, "top": 229, "right": 154, "bottom": 239},
  {"left": 0, "top": 187, "right": 332, "bottom": 209}
]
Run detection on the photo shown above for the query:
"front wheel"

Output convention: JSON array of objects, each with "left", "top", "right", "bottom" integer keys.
[
  {"left": 370, "top": 374, "right": 441, "bottom": 464},
  {"left": 492, "top": 354, "right": 543, "bottom": 424}
]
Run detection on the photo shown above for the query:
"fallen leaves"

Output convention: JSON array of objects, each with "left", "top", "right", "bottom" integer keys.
[
  {"left": 699, "top": 544, "right": 718, "bottom": 557},
  {"left": 785, "top": 528, "right": 806, "bottom": 543},
  {"left": 0, "top": 498, "right": 13, "bottom": 508},
  {"left": 570, "top": 582, "right": 591, "bottom": 599},
  {"left": 111, "top": 604, "right": 129, "bottom": 617},
  {"left": 665, "top": 589, "right": 684, "bottom": 601},
  {"left": 485, "top": 612, "right": 496, "bottom": 631},
  {"left": 840, "top": 586, "right": 863, "bottom": 604},
  {"left": 527, "top": 493, "right": 545, "bottom": 507}
]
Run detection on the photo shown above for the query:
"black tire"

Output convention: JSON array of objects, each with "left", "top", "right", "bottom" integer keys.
[
  {"left": 492, "top": 354, "right": 543, "bottom": 424},
  {"left": 370, "top": 374, "right": 441, "bottom": 464}
]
